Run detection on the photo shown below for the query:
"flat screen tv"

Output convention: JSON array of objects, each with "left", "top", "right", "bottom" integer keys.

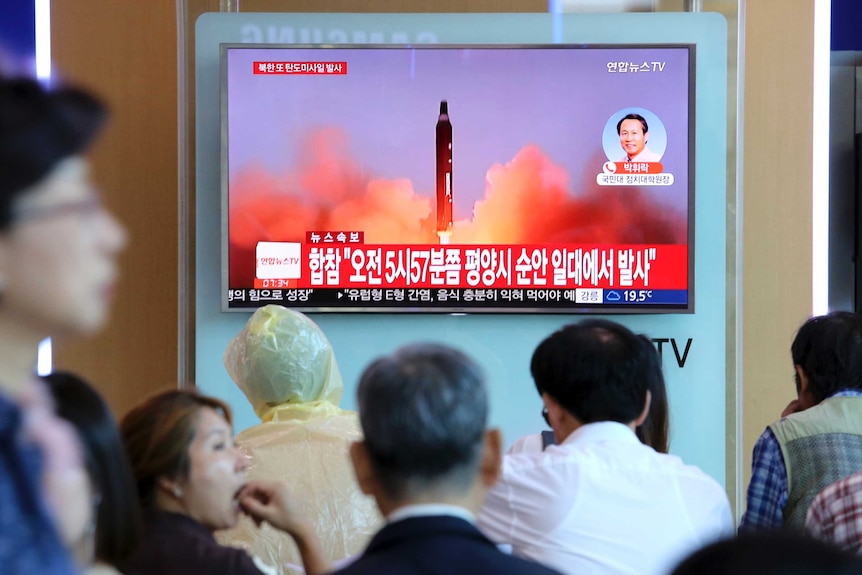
[{"left": 221, "top": 43, "right": 694, "bottom": 312}]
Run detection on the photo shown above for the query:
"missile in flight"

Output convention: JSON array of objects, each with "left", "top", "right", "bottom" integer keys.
[{"left": 436, "top": 100, "right": 453, "bottom": 237}]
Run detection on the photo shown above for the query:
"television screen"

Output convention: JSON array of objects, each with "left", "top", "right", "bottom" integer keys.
[{"left": 221, "top": 44, "right": 694, "bottom": 312}]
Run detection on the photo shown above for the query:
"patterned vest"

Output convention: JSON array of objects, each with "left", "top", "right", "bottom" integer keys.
[{"left": 770, "top": 396, "right": 862, "bottom": 529}]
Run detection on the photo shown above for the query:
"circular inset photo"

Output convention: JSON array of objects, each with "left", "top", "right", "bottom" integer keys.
[{"left": 602, "top": 107, "right": 667, "bottom": 163}]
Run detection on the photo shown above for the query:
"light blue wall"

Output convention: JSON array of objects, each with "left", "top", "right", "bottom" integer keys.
[{"left": 195, "top": 12, "right": 728, "bottom": 484}]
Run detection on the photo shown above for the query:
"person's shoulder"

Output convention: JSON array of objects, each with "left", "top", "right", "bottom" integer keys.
[
  {"left": 327, "top": 554, "right": 405, "bottom": 575},
  {"left": 133, "top": 513, "right": 265, "bottom": 575},
  {"left": 85, "top": 563, "right": 124, "bottom": 575},
  {"left": 495, "top": 552, "right": 564, "bottom": 575},
  {"left": 306, "top": 410, "right": 363, "bottom": 434},
  {"left": 768, "top": 398, "right": 859, "bottom": 437},
  {"left": 127, "top": 542, "right": 263, "bottom": 575},
  {"left": 813, "top": 469, "right": 862, "bottom": 509},
  {"left": 501, "top": 449, "right": 561, "bottom": 476},
  {"left": 330, "top": 548, "right": 562, "bottom": 575},
  {"left": 642, "top": 148, "right": 662, "bottom": 162},
  {"left": 507, "top": 434, "right": 543, "bottom": 455},
  {"left": 466, "top": 541, "right": 563, "bottom": 575},
  {"left": 648, "top": 451, "right": 726, "bottom": 491}
]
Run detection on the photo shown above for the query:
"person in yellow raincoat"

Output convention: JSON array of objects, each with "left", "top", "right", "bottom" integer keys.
[{"left": 218, "top": 305, "right": 382, "bottom": 574}]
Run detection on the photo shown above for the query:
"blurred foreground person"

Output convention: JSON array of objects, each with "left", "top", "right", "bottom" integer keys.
[
  {"left": 44, "top": 371, "right": 142, "bottom": 575},
  {"left": 121, "top": 390, "right": 329, "bottom": 575},
  {"left": 219, "top": 305, "right": 380, "bottom": 573},
  {"left": 671, "top": 532, "right": 862, "bottom": 575},
  {"left": 0, "top": 73, "right": 126, "bottom": 574},
  {"left": 334, "top": 343, "right": 562, "bottom": 575}
]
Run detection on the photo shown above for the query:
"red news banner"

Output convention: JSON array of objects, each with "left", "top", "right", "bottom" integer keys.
[{"left": 254, "top": 244, "right": 687, "bottom": 290}]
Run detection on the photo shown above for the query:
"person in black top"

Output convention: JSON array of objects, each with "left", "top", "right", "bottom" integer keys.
[{"left": 120, "top": 390, "right": 330, "bottom": 575}]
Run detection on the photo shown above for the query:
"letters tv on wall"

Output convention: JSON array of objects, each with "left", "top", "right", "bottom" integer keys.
[{"left": 221, "top": 44, "right": 695, "bottom": 312}]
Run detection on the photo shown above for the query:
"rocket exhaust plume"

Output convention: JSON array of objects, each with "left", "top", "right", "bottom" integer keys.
[{"left": 436, "top": 100, "right": 453, "bottom": 241}]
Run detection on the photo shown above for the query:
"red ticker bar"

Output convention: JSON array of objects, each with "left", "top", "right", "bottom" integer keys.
[
  {"left": 269, "top": 244, "right": 687, "bottom": 290},
  {"left": 253, "top": 61, "right": 348, "bottom": 74}
]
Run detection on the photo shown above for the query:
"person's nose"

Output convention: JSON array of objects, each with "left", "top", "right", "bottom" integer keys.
[
  {"left": 100, "top": 208, "right": 128, "bottom": 254},
  {"left": 234, "top": 446, "right": 251, "bottom": 473}
]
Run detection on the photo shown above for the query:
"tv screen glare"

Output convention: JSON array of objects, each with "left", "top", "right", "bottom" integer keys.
[{"left": 221, "top": 44, "right": 694, "bottom": 312}]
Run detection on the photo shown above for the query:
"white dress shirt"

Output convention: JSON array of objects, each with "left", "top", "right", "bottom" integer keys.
[
  {"left": 507, "top": 434, "right": 544, "bottom": 455},
  {"left": 478, "top": 422, "right": 733, "bottom": 575}
]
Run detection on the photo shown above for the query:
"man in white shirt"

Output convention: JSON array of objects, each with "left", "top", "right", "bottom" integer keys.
[
  {"left": 337, "top": 343, "right": 562, "bottom": 575},
  {"left": 617, "top": 113, "right": 662, "bottom": 162},
  {"left": 478, "top": 319, "right": 733, "bottom": 575}
]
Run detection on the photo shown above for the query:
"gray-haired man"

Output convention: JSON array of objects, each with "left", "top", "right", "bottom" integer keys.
[{"left": 334, "top": 343, "right": 562, "bottom": 575}]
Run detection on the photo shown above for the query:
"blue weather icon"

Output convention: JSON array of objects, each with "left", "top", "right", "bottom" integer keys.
[{"left": 606, "top": 290, "right": 621, "bottom": 302}]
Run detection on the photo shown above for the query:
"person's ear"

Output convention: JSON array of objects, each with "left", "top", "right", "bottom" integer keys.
[
  {"left": 542, "top": 393, "right": 568, "bottom": 429},
  {"left": 795, "top": 365, "right": 817, "bottom": 409},
  {"left": 349, "top": 441, "right": 377, "bottom": 496},
  {"left": 479, "top": 429, "right": 503, "bottom": 489},
  {"left": 795, "top": 365, "right": 809, "bottom": 395},
  {"left": 634, "top": 390, "right": 652, "bottom": 427},
  {"left": 157, "top": 476, "right": 184, "bottom": 499}
]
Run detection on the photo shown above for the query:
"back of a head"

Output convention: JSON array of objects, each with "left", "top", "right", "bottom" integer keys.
[
  {"left": 120, "top": 389, "right": 232, "bottom": 509},
  {"left": 357, "top": 343, "right": 488, "bottom": 501},
  {"left": 43, "top": 371, "right": 142, "bottom": 568},
  {"left": 531, "top": 319, "right": 651, "bottom": 424},
  {"left": 671, "top": 532, "right": 862, "bottom": 575},
  {"left": 791, "top": 311, "right": 862, "bottom": 401},
  {"left": 224, "top": 304, "right": 343, "bottom": 420},
  {"left": 0, "top": 75, "right": 106, "bottom": 229}
]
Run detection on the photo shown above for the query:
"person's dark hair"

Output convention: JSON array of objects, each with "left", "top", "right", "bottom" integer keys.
[
  {"left": 634, "top": 334, "right": 670, "bottom": 453},
  {"left": 616, "top": 113, "right": 648, "bottom": 135},
  {"left": 671, "top": 532, "right": 862, "bottom": 575},
  {"left": 531, "top": 319, "right": 651, "bottom": 424},
  {"left": 357, "top": 343, "right": 488, "bottom": 501},
  {"left": 120, "top": 390, "right": 233, "bottom": 509},
  {"left": 0, "top": 76, "right": 106, "bottom": 229},
  {"left": 790, "top": 311, "right": 862, "bottom": 402},
  {"left": 43, "top": 371, "right": 142, "bottom": 568}
]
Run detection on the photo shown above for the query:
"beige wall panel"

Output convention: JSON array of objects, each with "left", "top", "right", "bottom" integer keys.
[
  {"left": 51, "top": 0, "right": 545, "bottom": 414},
  {"left": 741, "top": 0, "right": 816, "bottom": 497},
  {"left": 51, "top": 2, "right": 179, "bottom": 415}
]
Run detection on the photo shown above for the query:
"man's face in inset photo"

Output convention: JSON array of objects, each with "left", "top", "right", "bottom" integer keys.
[{"left": 619, "top": 118, "right": 647, "bottom": 159}]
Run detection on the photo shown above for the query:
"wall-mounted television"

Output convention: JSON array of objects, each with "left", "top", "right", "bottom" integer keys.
[{"left": 221, "top": 43, "right": 694, "bottom": 312}]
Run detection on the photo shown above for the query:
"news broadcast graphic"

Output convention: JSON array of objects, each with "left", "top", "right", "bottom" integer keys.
[{"left": 222, "top": 44, "right": 694, "bottom": 312}]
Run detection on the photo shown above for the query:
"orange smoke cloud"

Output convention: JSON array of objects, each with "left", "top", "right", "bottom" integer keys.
[
  {"left": 454, "top": 144, "right": 686, "bottom": 245},
  {"left": 229, "top": 128, "right": 685, "bottom": 287}
]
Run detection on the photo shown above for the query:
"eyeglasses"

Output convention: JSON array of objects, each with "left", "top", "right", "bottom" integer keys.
[
  {"left": 13, "top": 194, "right": 105, "bottom": 224},
  {"left": 542, "top": 407, "right": 550, "bottom": 427}
]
